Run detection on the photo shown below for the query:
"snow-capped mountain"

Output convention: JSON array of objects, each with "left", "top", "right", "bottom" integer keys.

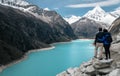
[
  {"left": 64, "top": 15, "right": 81, "bottom": 24},
  {"left": 84, "top": 5, "right": 116, "bottom": 25},
  {"left": 110, "top": 9, "right": 120, "bottom": 18},
  {"left": 0, "top": 0, "right": 69, "bottom": 25}
]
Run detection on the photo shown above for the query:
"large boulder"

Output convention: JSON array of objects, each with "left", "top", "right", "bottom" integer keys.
[
  {"left": 108, "top": 69, "right": 120, "bottom": 76},
  {"left": 98, "top": 67, "right": 113, "bottom": 75},
  {"left": 93, "top": 59, "right": 113, "bottom": 69}
]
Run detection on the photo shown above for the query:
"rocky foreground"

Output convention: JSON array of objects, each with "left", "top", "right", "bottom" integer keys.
[{"left": 57, "top": 43, "right": 120, "bottom": 76}]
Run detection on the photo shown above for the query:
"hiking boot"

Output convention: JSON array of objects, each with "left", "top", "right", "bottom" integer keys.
[{"left": 99, "top": 58, "right": 103, "bottom": 60}]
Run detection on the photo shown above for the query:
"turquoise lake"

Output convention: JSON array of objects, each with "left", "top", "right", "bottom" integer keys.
[{"left": 0, "top": 39, "right": 94, "bottom": 76}]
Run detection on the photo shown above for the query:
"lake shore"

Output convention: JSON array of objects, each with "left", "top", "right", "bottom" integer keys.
[
  {"left": 0, "top": 39, "right": 73, "bottom": 73},
  {"left": 0, "top": 46, "right": 55, "bottom": 73},
  {"left": 51, "top": 39, "right": 94, "bottom": 45},
  {"left": 0, "top": 39, "right": 94, "bottom": 73}
]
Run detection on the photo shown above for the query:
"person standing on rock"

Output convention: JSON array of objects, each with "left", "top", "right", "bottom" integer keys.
[
  {"left": 93, "top": 27, "right": 104, "bottom": 60},
  {"left": 103, "top": 29, "right": 113, "bottom": 60}
]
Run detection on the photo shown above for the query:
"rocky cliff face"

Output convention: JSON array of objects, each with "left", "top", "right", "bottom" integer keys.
[
  {"left": 71, "top": 17, "right": 108, "bottom": 38},
  {"left": 109, "top": 17, "right": 120, "bottom": 41},
  {"left": 0, "top": 4, "right": 76, "bottom": 65},
  {"left": 25, "top": 5, "right": 77, "bottom": 40}
]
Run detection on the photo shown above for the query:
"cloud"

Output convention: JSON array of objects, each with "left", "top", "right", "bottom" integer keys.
[
  {"left": 54, "top": 8, "right": 59, "bottom": 10},
  {"left": 44, "top": 8, "right": 50, "bottom": 11},
  {"left": 66, "top": 0, "right": 120, "bottom": 8}
]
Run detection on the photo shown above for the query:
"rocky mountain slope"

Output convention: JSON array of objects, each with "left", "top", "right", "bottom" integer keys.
[
  {"left": 109, "top": 17, "right": 120, "bottom": 41},
  {"left": 71, "top": 17, "right": 108, "bottom": 38},
  {"left": 0, "top": 2, "right": 76, "bottom": 65},
  {"left": 109, "top": 17, "right": 120, "bottom": 58}
]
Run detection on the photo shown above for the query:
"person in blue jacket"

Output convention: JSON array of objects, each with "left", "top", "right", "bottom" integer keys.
[{"left": 103, "top": 29, "right": 113, "bottom": 60}]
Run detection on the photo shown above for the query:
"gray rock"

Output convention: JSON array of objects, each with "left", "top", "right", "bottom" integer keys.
[
  {"left": 98, "top": 67, "right": 113, "bottom": 75},
  {"left": 73, "top": 71, "right": 83, "bottom": 76},
  {"left": 116, "top": 62, "right": 120, "bottom": 68},
  {"left": 80, "top": 64, "right": 86, "bottom": 73},
  {"left": 85, "top": 65, "right": 96, "bottom": 75},
  {"left": 111, "top": 43, "right": 120, "bottom": 53},
  {"left": 66, "top": 68, "right": 75, "bottom": 75},
  {"left": 108, "top": 69, "right": 120, "bottom": 76},
  {"left": 82, "top": 60, "right": 92, "bottom": 67},
  {"left": 93, "top": 59, "right": 113, "bottom": 69},
  {"left": 56, "top": 71, "right": 70, "bottom": 76}
]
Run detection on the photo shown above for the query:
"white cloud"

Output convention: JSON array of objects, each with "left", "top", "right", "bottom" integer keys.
[
  {"left": 64, "top": 15, "right": 81, "bottom": 24},
  {"left": 66, "top": 0, "right": 120, "bottom": 8},
  {"left": 54, "top": 8, "right": 59, "bottom": 10},
  {"left": 44, "top": 8, "right": 50, "bottom": 11}
]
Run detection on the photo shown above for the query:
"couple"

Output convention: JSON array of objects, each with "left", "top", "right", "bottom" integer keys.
[{"left": 94, "top": 27, "right": 113, "bottom": 60}]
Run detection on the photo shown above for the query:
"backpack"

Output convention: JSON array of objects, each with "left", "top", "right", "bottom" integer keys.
[{"left": 103, "top": 33, "right": 112, "bottom": 45}]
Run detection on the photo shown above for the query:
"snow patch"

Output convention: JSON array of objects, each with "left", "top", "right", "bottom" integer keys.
[
  {"left": 110, "top": 8, "right": 120, "bottom": 18},
  {"left": 64, "top": 15, "right": 81, "bottom": 24},
  {"left": 44, "top": 8, "right": 50, "bottom": 11}
]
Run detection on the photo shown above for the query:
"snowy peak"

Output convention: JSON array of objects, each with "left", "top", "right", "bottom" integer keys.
[
  {"left": 93, "top": 5, "right": 105, "bottom": 13},
  {"left": 64, "top": 15, "right": 81, "bottom": 24},
  {"left": 84, "top": 5, "right": 116, "bottom": 25},
  {"left": 84, "top": 5, "right": 106, "bottom": 21}
]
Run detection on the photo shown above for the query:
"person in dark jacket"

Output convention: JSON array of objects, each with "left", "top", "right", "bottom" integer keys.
[
  {"left": 94, "top": 27, "right": 104, "bottom": 59},
  {"left": 103, "top": 29, "right": 113, "bottom": 60}
]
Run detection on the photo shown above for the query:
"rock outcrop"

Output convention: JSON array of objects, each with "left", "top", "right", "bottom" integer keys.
[
  {"left": 57, "top": 59, "right": 114, "bottom": 76},
  {"left": 109, "top": 17, "right": 120, "bottom": 41}
]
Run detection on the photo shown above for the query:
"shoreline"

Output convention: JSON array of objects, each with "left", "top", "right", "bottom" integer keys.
[
  {"left": 0, "top": 46, "right": 55, "bottom": 73},
  {"left": 51, "top": 38, "right": 94, "bottom": 45},
  {"left": 0, "top": 39, "right": 73, "bottom": 73},
  {"left": 0, "top": 39, "right": 94, "bottom": 73}
]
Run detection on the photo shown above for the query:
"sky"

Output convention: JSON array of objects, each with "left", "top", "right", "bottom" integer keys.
[{"left": 27, "top": 0, "right": 120, "bottom": 17}]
